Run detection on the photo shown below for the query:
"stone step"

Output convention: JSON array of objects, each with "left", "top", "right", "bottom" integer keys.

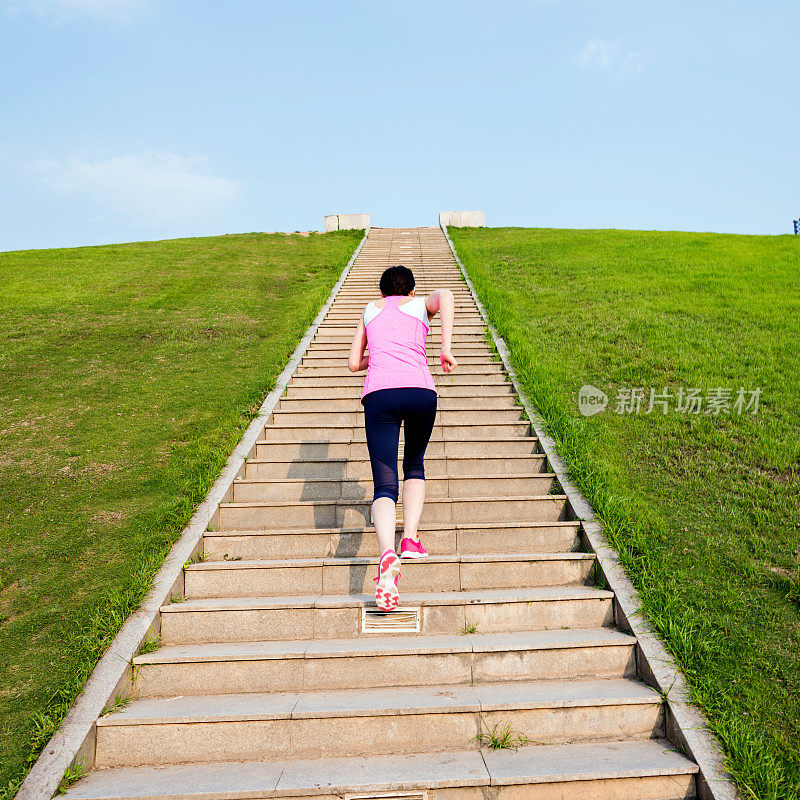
[
  {"left": 329, "top": 311, "right": 478, "bottom": 320},
  {"left": 218, "top": 494, "right": 568, "bottom": 530},
  {"left": 323, "top": 288, "right": 472, "bottom": 295},
  {"left": 203, "top": 520, "right": 582, "bottom": 560},
  {"left": 313, "top": 320, "right": 482, "bottom": 328},
  {"left": 336, "top": 277, "right": 469, "bottom": 281},
  {"left": 307, "top": 341, "right": 492, "bottom": 351},
  {"left": 344, "top": 254, "right": 456, "bottom": 257},
  {"left": 94, "top": 678, "right": 662, "bottom": 766},
  {"left": 309, "top": 352, "right": 492, "bottom": 363},
  {"left": 318, "top": 334, "right": 484, "bottom": 344},
  {"left": 325, "top": 307, "right": 480, "bottom": 316},
  {"left": 329, "top": 292, "right": 474, "bottom": 297},
  {"left": 163, "top": 584, "right": 609, "bottom": 644},
  {"left": 337, "top": 279, "right": 468, "bottom": 282},
  {"left": 230, "top": 473, "right": 557, "bottom": 502},
  {"left": 325, "top": 312, "right": 479, "bottom": 319},
  {"left": 253, "top": 436, "right": 541, "bottom": 459},
  {"left": 340, "top": 297, "right": 472, "bottom": 302},
  {"left": 312, "top": 332, "right": 485, "bottom": 343},
  {"left": 338, "top": 290, "right": 469, "bottom": 295},
  {"left": 131, "top": 628, "right": 638, "bottom": 697},
  {"left": 310, "top": 356, "right": 500, "bottom": 368},
  {"left": 282, "top": 384, "right": 514, "bottom": 399},
  {"left": 242, "top": 453, "right": 547, "bottom": 479},
  {"left": 301, "top": 355, "right": 496, "bottom": 367},
  {"left": 336, "top": 280, "right": 470, "bottom": 285},
  {"left": 259, "top": 421, "right": 532, "bottom": 442},
  {"left": 344, "top": 276, "right": 464, "bottom": 279},
  {"left": 337, "top": 278, "right": 470, "bottom": 284},
  {"left": 289, "top": 376, "right": 509, "bottom": 390},
  {"left": 356, "top": 278, "right": 471, "bottom": 284},
  {"left": 181, "top": 553, "right": 596, "bottom": 600},
  {"left": 312, "top": 333, "right": 487, "bottom": 343},
  {"left": 338, "top": 267, "right": 462, "bottom": 270},
  {"left": 265, "top": 407, "right": 526, "bottom": 428},
  {"left": 325, "top": 319, "right": 485, "bottom": 328},
  {"left": 328, "top": 291, "right": 471, "bottom": 297},
  {"left": 289, "top": 370, "right": 509, "bottom": 390},
  {"left": 316, "top": 325, "right": 483, "bottom": 335},
  {"left": 332, "top": 308, "right": 476, "bottom": 313},
  {"left": 324, "top": 316, "right": 485, "bottom": 326},
  {"left": 317, "top": 314, "right": 477, "bottom": 321},
  {"left": 63, "top": 739, "right": 698, "bottom": 799},
  {"left": 319, "top": 312, "right": 481, "bottom": 320},
  {"left": 295, "top": 363, "right": 504, "bottom": 377},
  {"left": 311, "top": 334, "right": 488, "bottom": 343},
  {"left": 332, "top": 283, "right": 470, "bottom": 289},
  {"left": 306, "top": 348, "right": 495, "bottom": 360}
]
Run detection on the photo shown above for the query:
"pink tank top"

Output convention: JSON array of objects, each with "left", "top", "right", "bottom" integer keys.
[{"left": 361, "top": 295, "right": 437, "bottom": 404}]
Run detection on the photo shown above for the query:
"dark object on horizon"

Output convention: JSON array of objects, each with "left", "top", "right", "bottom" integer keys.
[{"left": 794, "top": 218, "right": 800, "bottom": 234}]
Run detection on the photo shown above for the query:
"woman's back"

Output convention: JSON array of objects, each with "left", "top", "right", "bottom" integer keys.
[{"left": 360, "top": 295, "right": 436, "bottom": 403}]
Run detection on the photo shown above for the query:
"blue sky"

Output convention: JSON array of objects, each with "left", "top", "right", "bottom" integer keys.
[{"left": 1, "top": 0, "right": 798, "bottom": 250}]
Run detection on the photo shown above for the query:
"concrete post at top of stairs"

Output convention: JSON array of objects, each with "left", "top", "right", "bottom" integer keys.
[
  {"left": 324, "top": 214, "right": 370, "bottom": 232},
  {"left": 439, "top": 210, "right": 485, "bottom": 227}
]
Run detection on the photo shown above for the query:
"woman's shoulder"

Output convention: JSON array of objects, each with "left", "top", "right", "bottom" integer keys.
[
  {"left": 363, "top": 299, "right": 380, "bottom": 325},
  {"left": 400, "top": 296, "right": 429, "bottom": 326}
]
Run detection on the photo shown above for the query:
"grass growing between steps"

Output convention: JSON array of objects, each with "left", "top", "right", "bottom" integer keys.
[
  {"left": 0, "top": 229, "right": 362, "bottom": 795},
  {"left": 448, "top": 226, "right": 800, "bottom": 800}
]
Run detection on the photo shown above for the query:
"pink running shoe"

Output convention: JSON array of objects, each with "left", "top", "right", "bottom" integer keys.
[
  {"left": 373, "top": 549, "right": 401, "bottom": 611},
  {"left": 400, "top": 537, "right": 428, "bottom": 559}
]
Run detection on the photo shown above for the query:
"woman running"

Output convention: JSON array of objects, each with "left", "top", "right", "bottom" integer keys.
[{"left": 348, "top": 265, "right": 457, "bottom": 611}]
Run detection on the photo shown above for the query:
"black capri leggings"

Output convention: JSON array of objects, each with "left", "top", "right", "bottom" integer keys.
[{"left": 362, "top": 387, "right": 438, "bottom": 504}]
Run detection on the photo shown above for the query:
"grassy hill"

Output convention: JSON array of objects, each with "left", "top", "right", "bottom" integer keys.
[
  {"left": 448, "top": 226, "right": 800, "bottom": 800},
  {"left": 0, "top": 230, "right": 363, "bottom": 795}
]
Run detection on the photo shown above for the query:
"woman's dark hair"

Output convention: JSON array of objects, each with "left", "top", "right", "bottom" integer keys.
[{"left": 379, "top": 265, "right": 415, "bottom": 296}]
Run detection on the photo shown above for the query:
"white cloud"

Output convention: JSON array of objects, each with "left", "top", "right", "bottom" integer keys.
[
  {"left": 577, "top": 38, "right": 657, "bottom": 78},
  {"left": 577, "top": 38, "right": 622, "bottom": 70},
  {"left": 1, "top": 0, "right": 145, "bottom": 22},
  {"left": 37, "top": 152, "right": 242, "bottom": 223}
]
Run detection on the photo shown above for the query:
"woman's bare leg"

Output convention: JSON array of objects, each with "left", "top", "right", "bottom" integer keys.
[
  {"left": 372, "top": 497, "right": 397, "bottom": 555},
  {"left": 401, "top": 478, "right": 426, "bottom": 540}
]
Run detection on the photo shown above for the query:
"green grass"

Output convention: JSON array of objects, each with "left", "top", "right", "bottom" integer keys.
[
  {"left": 471, "top": 719, "right": 536, "bottom": 750},
  {"left": 0, "top": 229, "right": 362, "bottom": 795},
  {"left": 460, "top": 619, "right": 479, "bottom": 635},
  {"left": 448, "top": 226, "right": 800, "bottom": 800},
  {"left": 56, "top": 760, "right": 86, "bottom": 795},
  {"left": 99, "top": 694, "right": 130, "bottom": 717},
  {"left": 136, "top": 634, "right": 161, "bottom": 656}
]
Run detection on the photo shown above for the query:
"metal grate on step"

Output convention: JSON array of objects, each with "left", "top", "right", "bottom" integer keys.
[
  {"left": 361, "top": 606, "right": 421, "bottom": 634},
  {"left": 346, "top": 793, "right": 427, "bottom": 800}
]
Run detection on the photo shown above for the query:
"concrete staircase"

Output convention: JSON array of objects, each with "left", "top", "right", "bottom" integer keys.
[{"left": 65, "top": 227, "right": 700, "bottom": 799}]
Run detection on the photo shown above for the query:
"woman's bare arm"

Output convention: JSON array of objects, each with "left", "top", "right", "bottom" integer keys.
[
  {"left": 348, "top": 312, "right": 369, "bottom": 372},
  {"left": 425, "top": 289, "right": 457, "bottom": 373}
]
